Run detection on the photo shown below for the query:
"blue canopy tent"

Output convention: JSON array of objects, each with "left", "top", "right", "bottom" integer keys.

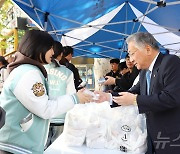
[{"left": 12, "top": 0, "right": 180, "bottom": 59}]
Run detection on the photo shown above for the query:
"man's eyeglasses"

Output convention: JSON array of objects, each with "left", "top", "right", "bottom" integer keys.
[{"left": 128, "top": 49, "right": 138, "bottom": 57}]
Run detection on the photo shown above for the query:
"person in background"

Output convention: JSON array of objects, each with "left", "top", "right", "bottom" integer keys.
[
  {"left": 104, "top": 54, "right": 139, "bottom": 93},
  {"left": 105, "top": 32, "right": 180, "bottom": 154},
  {"left": 0, "top": 30, "right": 92, "bottom": 154},
  {"left": 103, "top": 54, "right": 139, "bottom": 108},
  {"left": 0, "top": 107, "right": 5, "bottom": 129},
  {"left": 0, "top": 56, "right": 8, "bottom": 70},
  {"left": 112, "top": 61, "right": 128, "bottom": 92},
  {"left": 0, "top": 56, "right": 9, "bottom": 93},
  {"left": 118, "top": 61, "right": 129, "bottom": 76},
  {"left": 104, "top": 58, "right": 121, "bottom": 92},
  {"left": 44, "top": 41, "right": 76, "bottom": 147},
  {"left": 60, "top": 46, "right": 82, "bottom": 90},
  {"left": 7, "top": 56, "right": 15, "bottom": 64},
  {"left": 0, "top": 56, "right": 9, "bottom": 129}
]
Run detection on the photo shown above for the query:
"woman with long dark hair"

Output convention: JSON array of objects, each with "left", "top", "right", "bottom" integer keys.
[{"left": 0, "top": 30, "right": 92, "bottom": 154}]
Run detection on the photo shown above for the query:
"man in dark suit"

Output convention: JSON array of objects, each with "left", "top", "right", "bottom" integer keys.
[{"left": 112, "top": 32, "right": 180, "bottom": 154}]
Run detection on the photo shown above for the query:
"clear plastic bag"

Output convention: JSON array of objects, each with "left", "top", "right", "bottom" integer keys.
[{"left": 61, "top": 102, "right": 147, "bottom": 153}]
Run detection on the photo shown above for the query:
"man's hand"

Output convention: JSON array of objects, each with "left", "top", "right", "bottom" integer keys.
[
  {"left": 103, "top": 76, "right": 115, "bottom": 85},
  {"left": 112, "top": 92, "right": 137, "bottom": 106}
]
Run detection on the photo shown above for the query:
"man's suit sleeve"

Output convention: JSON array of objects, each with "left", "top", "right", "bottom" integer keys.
[
  {"left": 128, "top": 80, "right": 140, "bottom": 94},
  {"left": 0, "top": 107, "right": 6, "bottom": 129}
]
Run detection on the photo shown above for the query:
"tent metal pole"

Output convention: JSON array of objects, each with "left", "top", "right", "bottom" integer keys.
[
  {"left": 58, "top": 33, "right": 126, "bottom": 52},
  {"left": 137, "top": 1, "right": 152, "bottom": 32},
  {"left": 135, "top": 6, "right": 158, "bottom": 20},
  {"left": 141, "top": 21, "right": 180, "bottom": 32},
  {"left": 49, "top": 20, "right": 132, "bottom": 33},
  {"left": 166, "top": 1, "right": 180, "bottom": 6}
]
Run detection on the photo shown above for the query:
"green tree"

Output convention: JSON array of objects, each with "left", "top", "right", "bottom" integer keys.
[{"left": 0, "top": 0, "right": 13, "bottom": 50}]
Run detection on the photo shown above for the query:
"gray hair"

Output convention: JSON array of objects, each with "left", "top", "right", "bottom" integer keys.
[{"left": 126, "top": 32, "right": 159, "bottom": 50}]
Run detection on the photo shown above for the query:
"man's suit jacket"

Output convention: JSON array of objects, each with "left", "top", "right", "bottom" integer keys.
[{"left": 130, "top": 53, "right": 180, "bottom": 154}]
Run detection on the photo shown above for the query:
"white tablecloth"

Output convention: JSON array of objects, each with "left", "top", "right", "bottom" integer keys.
[{"left": 44, "top": 135, "right": 144, "bottom": 154}]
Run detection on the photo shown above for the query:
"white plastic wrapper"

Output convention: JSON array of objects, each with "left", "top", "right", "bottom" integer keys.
[
  {"left": 105, "top": 106, "right": 147, "bottom": 153},
  {"left": 61, "top": 104, "right": 91, "bottom": 146},
  {"left": 83, "top": 89, "right": 100, "bottom": 100},
  {"left": 61, "top": 102, "right": 147, "bottom": 153}
]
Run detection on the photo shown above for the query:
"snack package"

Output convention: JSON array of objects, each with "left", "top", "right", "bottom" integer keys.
[{"left": 61, "top": 102, "right": 147, "bottom": 153}]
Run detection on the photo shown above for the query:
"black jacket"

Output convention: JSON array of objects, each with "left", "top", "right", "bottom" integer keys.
[
  {"left": 0, "top": 107, "right": 5, "bottom": 129},
  {"left": 114, "top": 66, "right": 139, "bottom": 92},
  {"left": 60, "top": 58, "right": 82, "bottom": 90},
  {"left": 105, "top": 70, "right": 121, "bottom": 91}
]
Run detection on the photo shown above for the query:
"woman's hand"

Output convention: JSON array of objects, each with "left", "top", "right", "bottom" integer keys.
[
  {"left": 94, "top": 91, "right": 111, "bottom": 103},
  {"left": 76, "top": 89, "right": 93, "bottom": 104}
]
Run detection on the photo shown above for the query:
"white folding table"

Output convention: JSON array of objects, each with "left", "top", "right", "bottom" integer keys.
[{"left": 44, "top": 135, "right": 144, "bottom": 154}]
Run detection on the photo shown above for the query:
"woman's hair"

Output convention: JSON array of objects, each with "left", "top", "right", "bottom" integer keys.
[
  {"left": 0, "top": 56, "right": 8, "bottom": 67},
  {"left": 52, "top": 41, "right": 63, "bottom": 67},
  {"left": 18, "top": 29, "right": 54, "bottom": 64},
  {"left": 53, "top": 41, "right": 63, "bottom": 59},
  {"left": 60, "top": 46, "right": 73, "bottom": 65}
]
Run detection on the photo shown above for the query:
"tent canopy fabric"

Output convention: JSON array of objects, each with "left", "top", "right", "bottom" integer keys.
[{"left": 12, "top": 0, "right": 180, "bottom": 59}]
